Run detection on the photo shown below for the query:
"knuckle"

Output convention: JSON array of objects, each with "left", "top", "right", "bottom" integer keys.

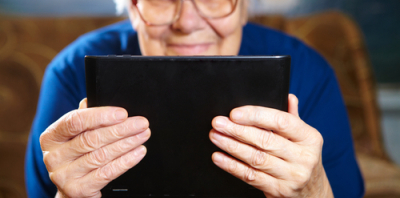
[
  {"left": 120, "top": 154, "right": 134, "bottom": 169},
  {"left": 226, "top": 139, "right": 239, "bottom": 153},
  {"left": 110, "top": 123, "right": 127, "bottom": 139},
  {"left": 274, "top": 112, "right": 290, "bottom": 131},
  {"left": 40, "top": 127, "right": 51, "bottom": 144},
  {"left": 300, "top": 149, "right": 319, "bottom": 168},
  {"left": 96, "top": 164, "right": 115, "bottom": 182},
  {"left": 39, "top": 133, "right": 47, "bottom": 148},
  {"left": 298, "top": 173, "right": 311, "bottom": 188},
  {"left": 40, "top": 125, "right": 58, "bottom": 149},
  {"left": 79, "top": 131, "right": 100, "bottom": 151},
  {"left": 43, "top": 152, "right": 56, "bottom": 171},
  {"left": 88, "top": 147, "right": 108, "bottom": 167},
  {"left": 227, "top": 159, "right": 238, "bottom": 173},
  {"left": 244, "top": 167, "right": 256, "bottom": 182},
  {"left": 230, "top": 124, "right": 246, "bottom": 140},
  {"left": 314, "top": 131, "right": 324, "bottom": 147},
  {"left": 117, "top": 137, "right": 135, "bottom": 152},
  {"left": 49, "top": 171, "right": 64, "bottom": 186},
  {"left": 252, "top": 107, "right": 264, "bottom": 123},
  {"left": 280, "top": 187, "right": 297, "bottom": 198},
  {"left": 259, "top": 131, "right": 274, "bottom": 149},
  {"left": 250, "top": 150, "right": 267, "bottom": 167},
  {"left": 292, "top": 167, "right": 311, "bottom": 188},
  {"left": 65, "top": 110, "right": 84, "bottom": 133}
]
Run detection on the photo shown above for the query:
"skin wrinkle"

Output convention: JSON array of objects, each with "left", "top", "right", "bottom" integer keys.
[
  {"left": 211, "top": 103, "right": 333, "bottom": 197},
  {"left": 66, "top": 161, "right": 84, "bottom": 180},
  {"left": 65, "top": 110, "right": 85, "bottom": 135},
  {"left": 97, "top": 161, "right": 115, "bottom": 182},
  {"left": 109, "top": 121, "right": 126, "bottom": 139},
  {"left": 259, "top": 128, "right": 274, "bottom": 151},
  {"left": 46, "top": 100, "right": 150, "bottom": 198},
  {"left": 89, "top": 147, "right": 108, "bottom": 167},
  {"left": 40, "top": 1, "right": 334, "bottom": 197},
  {"left": 244, "top": 166, "right": 256, "bottom": 181},
  {"left": 82, "top": 129, "right": 100, "bottom": 151},
  {"left": 274, "top": 111, "right": 290, "bottom": 132},
  {"left": 252, "top": 149, "right": 266, "bottom": 167},
  {"left": 46, "top": 149, "right": 67, "bottom": 172},
  {"left": 229, "top": 120, "right": 248, "bottom": 141},
  {"left": 128, "top": 0, "right": 246, "bottom": 56}
]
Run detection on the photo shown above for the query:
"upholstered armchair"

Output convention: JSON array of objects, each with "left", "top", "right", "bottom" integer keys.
[
  {"left": 251, "top": 11, "right": 400, "bottom": 197},
  {"left": 0, "top": 11, "right": 399, "bottom": 197}
]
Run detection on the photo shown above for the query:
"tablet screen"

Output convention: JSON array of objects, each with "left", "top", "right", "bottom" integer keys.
[{"left": 85, "top": 56, "right": 290, "bottom": 197}]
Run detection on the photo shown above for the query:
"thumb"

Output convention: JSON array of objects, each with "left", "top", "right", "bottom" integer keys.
[
  {"left": 79, "top": 98, "right": 88, "bottom": 109},
  {"left": 288, "top": 94, "right": 299, "bottom": 117}
]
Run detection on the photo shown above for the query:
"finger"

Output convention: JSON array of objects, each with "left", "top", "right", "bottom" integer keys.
[
  {"left": 288, "top": 94, "right": 299, "bottom": 117},
  {"left": 45, "top": 116, "right": 149, "bottom": 165},
  {"left": 229, "top": 106, "right": 316, "bottom": 142},
  {"left": 210, "top": 130, "right": 290, "bottom": 179},
  {"left": 79, "top": 146, "right": 147, "bottom": 196},
  {"left": 211, "top": 152, "right": 280, "bottom": 195},
  {"left": 79, "top": 98, "right": 88, "bottom": 109},
  {"left": 211, "top": 117, "right": 299, "bottom": 161},
  {"left": 52, "top": 146, "right": 147, "bottom": 198},
  {"left": 69, "top": 129, "right": 150, "bottom": 177},
  {"left": 40, "top": 106, "right": 128, "bottom": 149}
]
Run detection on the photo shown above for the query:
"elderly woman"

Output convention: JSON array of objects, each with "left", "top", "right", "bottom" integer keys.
[{"left": 25, "top": 0, "right": 364, "bottom": 197}]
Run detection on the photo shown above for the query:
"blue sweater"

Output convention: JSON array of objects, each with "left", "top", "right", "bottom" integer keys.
[{"left": 25, "top": 20, "right": 364, "bottom": 198}]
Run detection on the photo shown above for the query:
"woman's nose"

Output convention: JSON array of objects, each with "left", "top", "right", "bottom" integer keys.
[{"left": 171, "top": 0, "right": 207, "bottom": 34}]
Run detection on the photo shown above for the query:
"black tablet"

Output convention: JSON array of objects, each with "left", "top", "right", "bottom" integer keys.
[{"left": 85, "top": 55, "right": 291, "bottom": 197}]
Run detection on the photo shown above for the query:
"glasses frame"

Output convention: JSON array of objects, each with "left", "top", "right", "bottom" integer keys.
[{"left": 132, "top": 0, "right": 239, "bottom": 26}]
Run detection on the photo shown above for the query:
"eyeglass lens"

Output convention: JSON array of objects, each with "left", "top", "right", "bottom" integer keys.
[{"left": 136, "top": 0, "right": 238, "bottom": 25}]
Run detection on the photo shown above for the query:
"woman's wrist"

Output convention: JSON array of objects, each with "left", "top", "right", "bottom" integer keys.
[{"left": 305, "top": 162, "right": 334, "bottom": 198}]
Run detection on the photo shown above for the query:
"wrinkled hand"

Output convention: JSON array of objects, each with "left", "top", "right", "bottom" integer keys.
[
  {"left": 210, "top": 94, "right": 333, "bottom": 198},
  {"left": 40, "top": 98, "right": 151, "bottom": 198}
]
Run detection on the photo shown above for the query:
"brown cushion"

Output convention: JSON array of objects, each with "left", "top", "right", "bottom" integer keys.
[{"left": 357, "top": 153, "right": 400, "bottom": 197}]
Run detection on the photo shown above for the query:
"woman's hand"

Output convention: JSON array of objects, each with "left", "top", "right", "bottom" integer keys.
[
  {"left": 210, "top": 94, "right": 333, "bottom": 198},
  {"left": 40, "top": 98, "right": 151, "bottom": 198}
]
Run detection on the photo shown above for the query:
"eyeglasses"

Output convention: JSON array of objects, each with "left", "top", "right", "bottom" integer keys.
[{"left": 132, "top": 0, "right": 239, "bottom": 26}]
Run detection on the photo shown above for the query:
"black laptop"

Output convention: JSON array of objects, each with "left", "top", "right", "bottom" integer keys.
[{"left": 85, "top": 55, "right": 291, "bottom": 197}]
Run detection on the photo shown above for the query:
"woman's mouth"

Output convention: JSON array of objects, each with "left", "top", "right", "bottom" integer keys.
[{"left": 167, "top": 43, "right": 213, "bottom": 55}]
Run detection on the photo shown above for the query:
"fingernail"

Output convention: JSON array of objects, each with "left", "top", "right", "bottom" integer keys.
[
  {"left": 134, "top": 146, "right": 146, "bottom": 156},
  {"left": 213, "top": 153, "right": 223, "bottom": 163},
  {"left": 134, "top": 117, "right": 148, "bottom": 130},
  {"left": 231, "top": 109, "right": 243, "bottom": 120},
  {"left": 114, "top": 109, "right": 127, "bottom": 121},
  {"left": 215, "top": 117, "right": 227, "bottom": 128},
  {"left": 211, "top": 132, "right": 222, "bottom": 141}
]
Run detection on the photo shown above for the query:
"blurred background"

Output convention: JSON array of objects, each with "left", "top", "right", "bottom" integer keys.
[{"left": 0, "top": 0, "right": 399, "bottom": 197}]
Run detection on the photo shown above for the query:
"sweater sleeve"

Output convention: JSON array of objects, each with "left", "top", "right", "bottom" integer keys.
[
  {"left": 290, "top": 48, "right": 365, "bottom": 198},
  {"left": 24, "top": 20, "right": 136, "bottom": 198},
  {"left": 25, "top": 48, "right": 87, "bottom": 198}
]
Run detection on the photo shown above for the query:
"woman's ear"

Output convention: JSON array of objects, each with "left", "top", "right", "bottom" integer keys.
[
  {"left": 128, "top": 3, "right": 141, "bottom": 30},
  {"left": 240, "top": 0, "right": 249, "bottom": 26}
]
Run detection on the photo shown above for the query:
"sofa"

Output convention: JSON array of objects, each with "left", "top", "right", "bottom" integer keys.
[{"left": 0, "top": 11, "right": 399, "bottom": 197}]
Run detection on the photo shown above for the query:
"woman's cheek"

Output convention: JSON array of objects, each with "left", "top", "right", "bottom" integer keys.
[
  {"left": 138, "top": 25, "right": 170, "bottom": 56},
  {"left": 208, "top": 13, "right": 242, "bottom": 37},
  {"left": 142, "top": 25, "right": 169, "bottom": 40}
]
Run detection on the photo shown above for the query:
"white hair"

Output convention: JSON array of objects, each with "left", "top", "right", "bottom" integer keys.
[
  {"left": 113, "top": 0, "right": 299, "bottom": 16},
  {"left": 113, "top": 0, "right": 131, "bottom": 15}
]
